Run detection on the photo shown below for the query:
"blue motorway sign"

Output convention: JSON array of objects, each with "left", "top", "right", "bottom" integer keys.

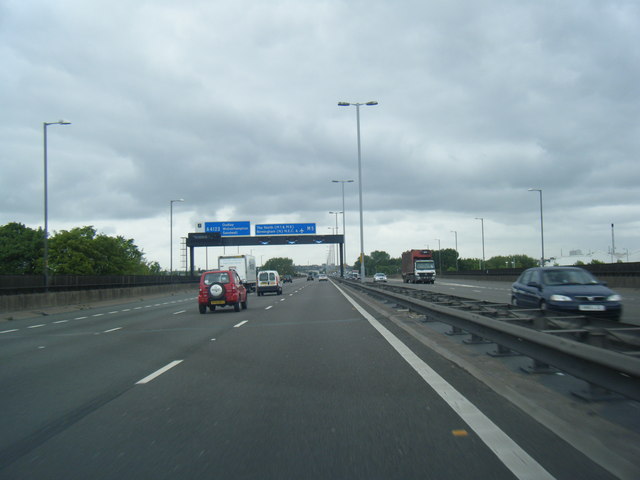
[
  {"left": 205, "top": 221, "right": 250, "bottom": 236},
  {"left": 255, "top": 223, "right": 316, "bottom": 235}
]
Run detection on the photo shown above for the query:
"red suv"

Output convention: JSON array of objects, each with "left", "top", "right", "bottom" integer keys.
[{"left": 198, "top": 270, "right": 248, "bottom": 314}]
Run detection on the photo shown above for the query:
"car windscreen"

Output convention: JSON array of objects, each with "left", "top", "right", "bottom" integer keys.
[
  {"left": 204, "top": 272, "right": 230, "bottom": 284},
  {"left": 542, "top": 269, "right": 598, "bottom": 286},
  {"left": 415, "top": 260, "right": 435, "bottom": 269}
]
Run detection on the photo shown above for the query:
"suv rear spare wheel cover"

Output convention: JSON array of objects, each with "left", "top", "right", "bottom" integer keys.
[{"left": 209, "top": 283, "right": 225, "bottom": 299}]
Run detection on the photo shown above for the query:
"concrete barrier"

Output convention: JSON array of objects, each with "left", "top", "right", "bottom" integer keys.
[
  {"left": 1, "top": 283, "right": 196, "bottom": 316},
  {"left": 440, "top": 273, "right": 640, "bottom": 289}
]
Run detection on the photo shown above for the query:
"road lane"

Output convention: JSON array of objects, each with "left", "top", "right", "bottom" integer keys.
[
  {"left": 0, "top": 280, "right": 623, "bottom": 479},
  {"left": 389, "top": 277, "right": 639, "bottom": 324}
]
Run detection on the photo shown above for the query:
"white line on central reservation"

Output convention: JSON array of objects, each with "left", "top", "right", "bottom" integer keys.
[
  {"left": 334, "top": 283, "right": 555, "bottom": 480},
  {"left": 136, "top": 360, "right": 183, "bottom": 384}
]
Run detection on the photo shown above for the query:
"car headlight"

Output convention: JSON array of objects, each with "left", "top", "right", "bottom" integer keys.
[
  {"left": 607, "top": 294, "right": 622, "bottom": 302},
  {"left": 549, "top": 294, "right": 572, "bottom": 302}
]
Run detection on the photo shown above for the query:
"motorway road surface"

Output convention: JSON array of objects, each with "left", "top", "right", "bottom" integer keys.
[
  {"left": 401, "top": 277, "right": 640, "bottom": 325},
  {"left": 0, "top": 279, "right": 638, "bottom": 479}
]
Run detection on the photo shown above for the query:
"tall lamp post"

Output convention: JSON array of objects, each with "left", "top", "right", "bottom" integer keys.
[
  {"left": 528, "top": 188, "right": 544, "bottom": 267},
  {"left": 43, "top": 120, "right": 71, "bottom": 291},
  {"left": 434, "top": 238, "right": 441, "bottom": 275},
  {"left": 332, "top": 179, "right": 353, "bottom": 274},
  {"left": 475, "top": 217, "right": 485, "bottom": 271},
  {"left": 338, "top": 100, "right": 378, "bottom": 282},
  {"left": 450, "top": 230, "right": 458, "bottom": 271},
  {"left": 329, "top": 211, "right": 342, "bottom": 268},
  {"left": 170, "top": 199, "right": 184, "bottom": 274}
]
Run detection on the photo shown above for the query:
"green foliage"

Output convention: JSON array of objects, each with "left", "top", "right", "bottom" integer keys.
[
  {"left": 485, "top": 254, "right": 538, "bottom": 269},
  {"left": 354, "top": 250, "right": 401, "bottom": 276},
  {"left": 590, "top": 259, "right": 604, "bottom": 265},
  {"left": 0, "top": 222, "right": 44, "bottom": 274},
  {"left": 0, "top": 223, "right": 157, "bottom": 275},
  {"left": 350, "top": 248, "right": 540, "bottom": 275},
  {"left": 261, "top": 257, "right": 295, "bottom": 276},
  {"left": 433, "top": 248, "right": 458, "bottom": 272}
]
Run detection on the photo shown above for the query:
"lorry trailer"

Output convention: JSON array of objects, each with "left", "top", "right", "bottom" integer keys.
[{"left": 218, "top": 254, "right": 257, "bottom": 292}]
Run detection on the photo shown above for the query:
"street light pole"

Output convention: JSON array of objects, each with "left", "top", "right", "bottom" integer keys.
[
  {"left": 332, "top": 179, "right": 353, "bottom": 275},
  {"left": 329, "top": 211, "right": 342, "bottom": 267},
  {"left": 338, "top": 101, "right": 378, "bottom": 282},
  {"left": 434, "top": 238, "right": 441, "bottom": 274},
  {"left": 528, "top": 188, "right": 544, "bottom": 267},
  {"left": 450, "top": 230, "right": 458, "bottom": 271},
  {"left": 43, "top": 120, "right": 71, "bottom": 291},
  {"left": 170, "top": 199, "right": 184, "bottom": 274},
  {"left": 475, "top": 217, "right": 485, "bottom": 271}
]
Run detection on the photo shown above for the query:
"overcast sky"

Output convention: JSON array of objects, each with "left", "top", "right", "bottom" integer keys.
[{"left": 2, "top": 0, "right": 639, "bottom": 270}]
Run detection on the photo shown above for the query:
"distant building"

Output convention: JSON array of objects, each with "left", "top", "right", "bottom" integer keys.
[{"left": 552, "top": 249, "right": 639, "bottom": 265}]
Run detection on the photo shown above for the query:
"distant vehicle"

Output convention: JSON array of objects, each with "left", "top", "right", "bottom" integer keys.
[
  {"left": 307, "top": 273, "right": 314, "bottom": 281},
  {"left": 373, "top": 273, "right": 387, "bottom": 283},
  {"left": 257, "top": 270, "right": 283, "bottom": 296},
  {"left": 318, "top": 273, "right": 328, "bottom": 282},
  {"left": 511, "top": 267, "right": 622, "bottom": 320},
  {"left": 198, "top": 270, "right": 247, "bottom": 314},
  {"left": 402, "top": 249, "right": 436, "bottom": 284},
  {"left": 218, "top": 254, "right": 257, "bottom": 292},
  {"left": 283, "top": 274, "right": 293, "bottom": 283}
]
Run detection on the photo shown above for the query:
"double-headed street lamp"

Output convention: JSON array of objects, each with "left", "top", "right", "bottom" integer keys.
[
  {"left": 338, "top": 101, "right": 378, "bottom": 282},
  {"left": 170, "top": 199, "right": 184, "bottom": 274},
  {"left": 475, "top": 217, "right": 485, "bottom": 271},
  {"left": 332, "top": 179, "right": 353, "bottom": 274},
  {"left": 528, "top": 188, "right": 544, "bottom": 267},
  {"left": 43, "top": 120, "right": 71, "bottom": 290}
]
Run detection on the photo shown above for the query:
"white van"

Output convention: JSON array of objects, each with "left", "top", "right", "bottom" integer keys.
[{"left": 257, "top": 270, "right": 283, "bottom": 296}]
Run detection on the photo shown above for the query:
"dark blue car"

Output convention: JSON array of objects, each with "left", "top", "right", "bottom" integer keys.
[{"left": 511, "top": 267, "right": 622, "bottom": 320}]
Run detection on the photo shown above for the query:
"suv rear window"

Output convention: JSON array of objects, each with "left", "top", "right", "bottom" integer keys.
[{"left": 204, "top": 272, "right": 230, "bottom": 284}]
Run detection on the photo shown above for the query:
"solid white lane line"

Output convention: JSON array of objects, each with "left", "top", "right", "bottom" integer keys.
[
  {"left": 136, "top": 360, "right": 183, "bottom": 384},
  {"left": 234, "top": 320, "right": 249, "bottom": 328},
  {"left": 335, "top": 284, "right": 555, "bottom": 480},
  {"left": 1, "top": 329, "right": 19, "bottom": 334},
  {"left": 104, "top": 327, "right": 122, "bottom": 333}
]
